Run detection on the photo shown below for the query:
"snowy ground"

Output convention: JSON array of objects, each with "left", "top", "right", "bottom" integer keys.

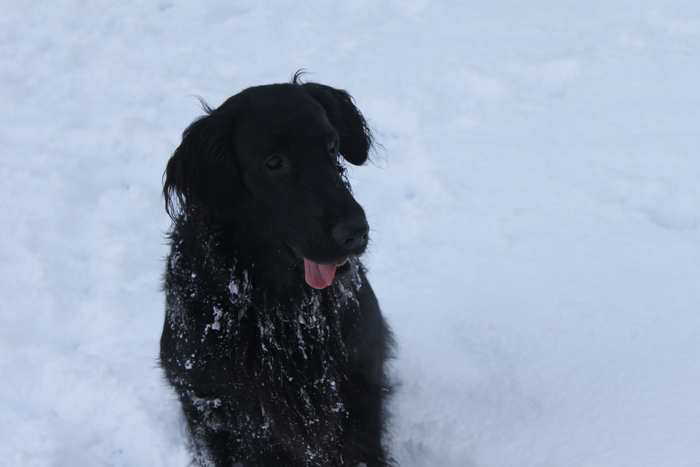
[{"left": 2, "top": 1, "right": 700, "bottom": 466}]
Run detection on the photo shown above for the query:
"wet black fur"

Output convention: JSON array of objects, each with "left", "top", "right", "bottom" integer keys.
[{"left": 160, "top": 75, "right": 394, "bottom": 467}]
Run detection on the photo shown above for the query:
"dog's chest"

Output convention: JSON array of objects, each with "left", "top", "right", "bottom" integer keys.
[
  {"left": 163, "top": 252, "right": 365, "bottom": 439},
  {"left": 164, "top": 248, "right": 363, "bottom": 378}
]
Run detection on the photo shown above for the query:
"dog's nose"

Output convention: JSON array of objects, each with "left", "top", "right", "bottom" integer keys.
[{"left": 333, "top": 218, "right": 369, "bottom": 251}]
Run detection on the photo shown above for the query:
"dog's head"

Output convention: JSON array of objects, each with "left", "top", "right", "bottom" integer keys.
[{"left": 164, "top": 79, "right": 374, "bottom": 289}]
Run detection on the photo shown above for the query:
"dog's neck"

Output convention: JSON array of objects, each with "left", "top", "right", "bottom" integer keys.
[{"left": 173, "top": 211, "right": 309, "bottom": 300}]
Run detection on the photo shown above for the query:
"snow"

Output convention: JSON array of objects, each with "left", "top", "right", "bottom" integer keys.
[{"left": 1, "top": 0, "right": 699, "bottom": 466}]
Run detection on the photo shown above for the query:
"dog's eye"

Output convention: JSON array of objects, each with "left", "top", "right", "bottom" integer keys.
[
  {"left": 328, "top": 140, "right": 338, "bottom": 155},
  {"left": 264, "top": 156, "right": 284, "bottom": 172}
]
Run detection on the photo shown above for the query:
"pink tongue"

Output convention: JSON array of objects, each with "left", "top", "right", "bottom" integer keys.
[{"left": 304, "top": 258, "right": 337, "bottom": 289}]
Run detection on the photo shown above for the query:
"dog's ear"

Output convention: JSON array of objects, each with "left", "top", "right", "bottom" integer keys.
[
  {"left": 302, "top": 83, "right": 373, "bottom": 166},
  {"left": 163, "top": 109, "right": 237, "bottom": 218}
]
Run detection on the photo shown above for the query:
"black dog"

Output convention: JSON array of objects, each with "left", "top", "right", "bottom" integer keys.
[{"left": 160, "top": 75, "right": 393, "bottom": 467}]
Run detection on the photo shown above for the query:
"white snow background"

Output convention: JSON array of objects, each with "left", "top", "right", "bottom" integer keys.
[{"left": 2, "top": 0, "right": 700, "bottom": 466}]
